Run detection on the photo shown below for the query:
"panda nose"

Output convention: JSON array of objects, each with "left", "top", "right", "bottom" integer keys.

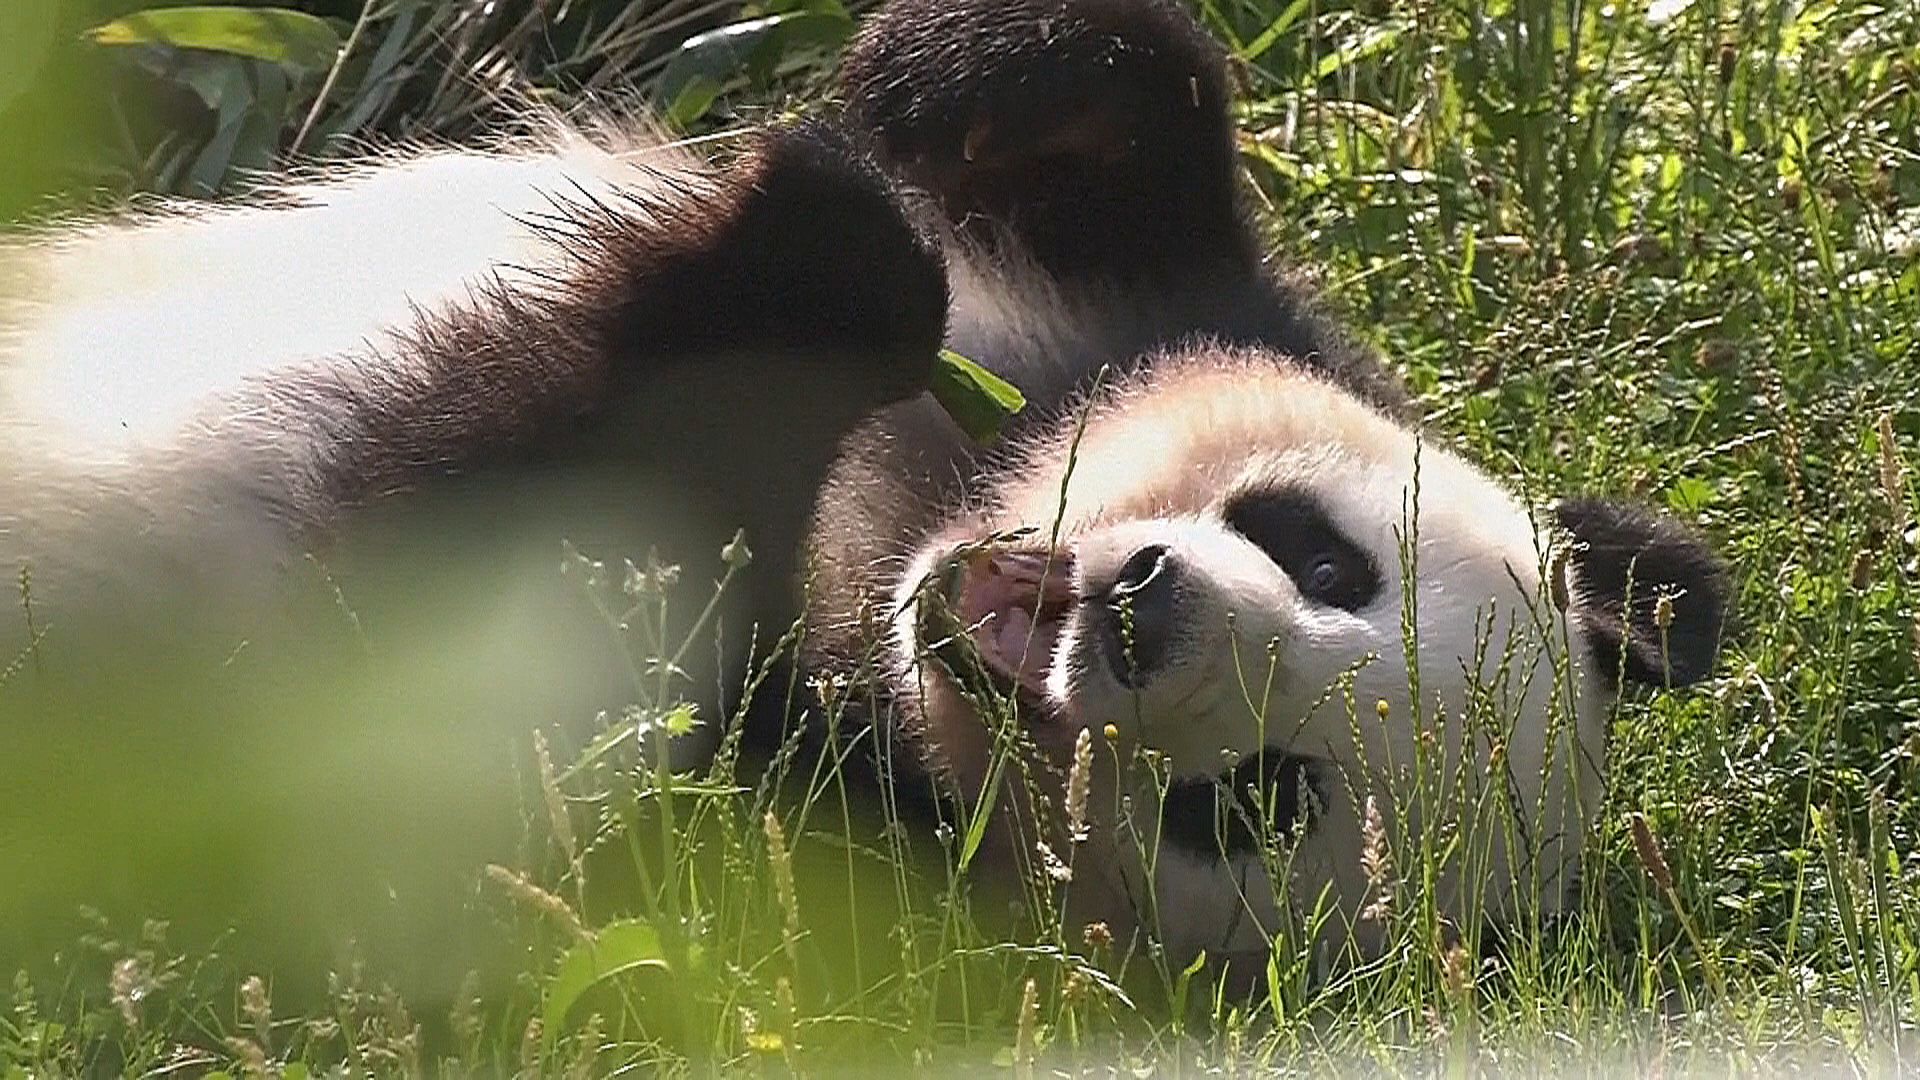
[{"left": 1100, "top": 544, "right": 1181, "bottom": 688}]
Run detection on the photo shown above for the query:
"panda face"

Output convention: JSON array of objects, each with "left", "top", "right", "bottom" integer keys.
[{"left": 888, "top": 348, "right": 1609, "bottom": 939}]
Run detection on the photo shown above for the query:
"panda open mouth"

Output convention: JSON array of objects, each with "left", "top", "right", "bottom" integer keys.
[
  {"left": 919, "top": 546, "right": 1325, "bottom": 860},
  {"left": 925, "top": 546, "right": 1078, "bottom": 704}
]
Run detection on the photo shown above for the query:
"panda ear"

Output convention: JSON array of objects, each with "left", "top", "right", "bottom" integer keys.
[{"left": 1555, "top": 496, "right": 1731, "bottom": 689}]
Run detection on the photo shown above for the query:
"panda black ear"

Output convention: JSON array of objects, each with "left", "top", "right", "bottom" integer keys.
[{"left": 1556, "top": 496, "right": 1731, "bottom": 689}]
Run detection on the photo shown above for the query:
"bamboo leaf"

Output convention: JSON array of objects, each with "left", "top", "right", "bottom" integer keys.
[
  {"left": 932, "top": 349, "right": 1027, "bottom": 445},
  {"left": 88, "top": 6, "right": 341, "bottom": 73}
]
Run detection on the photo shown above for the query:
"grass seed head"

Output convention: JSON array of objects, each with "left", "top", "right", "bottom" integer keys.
[
  {"left": 1360, "top": 794, "right": 1396, "bottom": 924},
  {"left": 1851, "top": 548, "right": 1877, "bottom": 590},
  {"left": 109, "top": 955, "right": 147, "bottom": 1028},
  {"left": 1061, "top": 969, "right": 1087, "bottom": 1008},
  {"left": 776, "top": 974, "right": 796, "bottom": 1030},
  {"left": 533, "top": 729, "right": 578, "bottom": 868},
  {"left": 1066, "top": 726, "right": 1092, "bottom": 843},
  {"left": 520, "top": 1015, "right": 542, "bottom": 1073},
  {"left": 448, "top": 970, "right": 484, "bottom": 1050},
  {"left": 1695, "top": 338, "right": 1739, "bottom": 372},
  {"left": 1037, "top": 839, "right": 1072, "bottom": 882},
  {"left": 1014, "top": 976, "right": 1039, "bottom": 1072},
  {"left": 1880, "top": 411, "right": 1910, "bottom": 529},
  {"left": 240, "top": 972, "right": 269, "bottom": 1024},
  {"left": 763, "top": 811, "right": 802, "bottom": 961},
  {"left": 1440, "top": 939, "right": 1472, "bottom": 1001},
  {"left": 484, "top": 864, "right": 588, "bottom": 942},
  {"left": 1628, "top": 812, "right": 1674, "bottom": 892},
  {"left": 223, "top": 1036, "right": 269, "bottom": 1079},
  {"left": 1548, "top": 543, "right": 1572, "bottom": 612},
  {"left": 240, "top": 974, "right": 271, "bottom": 1048},
  {"left": 722, "top": 527, "right": 754, "bottom": 569}
]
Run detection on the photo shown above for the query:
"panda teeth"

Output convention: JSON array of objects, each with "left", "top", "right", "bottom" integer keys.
[{"left": 953, "top": 547, "right": 1077, "bottom": 700}]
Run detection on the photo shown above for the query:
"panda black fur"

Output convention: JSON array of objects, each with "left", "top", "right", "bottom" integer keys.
[{"left": 0, "top": 0, "right": 1729, "bottom": 977}]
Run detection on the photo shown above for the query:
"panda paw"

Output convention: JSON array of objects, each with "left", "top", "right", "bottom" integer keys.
[{"left": 839, "top": 0, "right": 1249, "bottom": 283}]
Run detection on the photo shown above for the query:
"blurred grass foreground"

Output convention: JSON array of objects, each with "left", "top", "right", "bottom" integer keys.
[{"left": 2, "top": 0, "right": 1919, "bottom": 1072}]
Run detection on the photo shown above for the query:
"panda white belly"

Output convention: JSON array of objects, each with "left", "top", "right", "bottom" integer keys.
[{"left": 0, "top": 136, "right": 702, "bottom": 618}]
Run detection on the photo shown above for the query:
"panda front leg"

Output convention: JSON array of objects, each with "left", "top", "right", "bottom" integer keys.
[
  {"left": 584, "top": 121, "right": 950, "bottom": 412},
  {"left": 542, "top": 121, "right": 953, "bottom": 697},
  {"left": 837, "top": 0, "right": 1251, "bottom": 287},
  {"left": 361, "top": 120, "right": 951, "bottom": 598},
  {"left": 832, "top": 0, "right": 1414, "bottom": 417},
  {"left": 573, "top": 121, "right": 949, "bottom": 569}
]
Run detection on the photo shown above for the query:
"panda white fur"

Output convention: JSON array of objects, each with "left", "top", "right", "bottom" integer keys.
[
  {"left": 0, "top": 122, "right": 938, "bottom": 643},
  {"left": 0, "top": 0, "right": 1728, "bottom": 977}
]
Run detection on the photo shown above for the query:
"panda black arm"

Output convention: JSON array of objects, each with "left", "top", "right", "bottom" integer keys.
[
  {"left": 303, "top": 122, "right": 950, "bottom": 510},
  {"left": 590, "top": 121, "right": 950, "bottom": 401},
  {"left": 840, "top": 0, "right": 1247, "bottom": 286}
]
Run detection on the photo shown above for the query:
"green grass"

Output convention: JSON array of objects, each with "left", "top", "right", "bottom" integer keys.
[{"left": 3, "top": 0, "right": 1919, "bottom": 1073}]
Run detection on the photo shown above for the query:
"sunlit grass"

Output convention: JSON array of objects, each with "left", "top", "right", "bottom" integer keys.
[{"left": 3, "top": 0, "right": 1918, "bottom": 1073}]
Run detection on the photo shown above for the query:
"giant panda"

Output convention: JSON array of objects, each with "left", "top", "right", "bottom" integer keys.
[
  {"left": 802, "top": 0, "right": 1729, "bottom": 967},
  {"left": 0, "top": 0, "right": 1727, "bottom": 983}
]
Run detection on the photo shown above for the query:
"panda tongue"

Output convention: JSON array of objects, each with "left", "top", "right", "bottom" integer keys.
[
  {"left": 962, "top": 550, "right": 1076, "bottom": 696},
  {"left": 992, "top": 606, "right": 1037, "bottom": 666}
]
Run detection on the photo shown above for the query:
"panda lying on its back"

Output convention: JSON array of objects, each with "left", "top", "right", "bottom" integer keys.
[
  {"left": 812, "top": 0, "right": 1727, "bottom": 961},
  {"left": 0, "top": 0, "right": 1727, "bottom": 969}
]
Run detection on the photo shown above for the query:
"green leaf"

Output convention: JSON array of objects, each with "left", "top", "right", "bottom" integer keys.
[
  {"left": 87, "top": 6, "right": 342, "bottom": 74},
  {"left": 542, "top": 919, "right": 671, "bottom": 1042},
  {"left": 664, "top": 75, "right": 721, "bottom": 130},
  {"left": 931, "top": 349, "right": 1027, "bottom": 444},
  {"left": 657, "top": 11, "right": 853, "bottom": 126},
  {"left": 1664, "top": 475, "right": 1714, "bottom": 512},
  {"left": 955, "top": 751, "right": 1003, "bottom": 875},
  {"left": 0, "top": 0, "right": 58, "bottom": 114},
  {"left": 1170, "top": 947, "right": 1209, "bottom": 1023},
  {"left": 1240, "top": 0, "right": 1313, "bottom": 63}
]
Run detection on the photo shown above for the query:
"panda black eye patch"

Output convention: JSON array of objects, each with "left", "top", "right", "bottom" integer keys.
[{"left": 1222, "top": 487, "right": 1382, "bottom": 612}]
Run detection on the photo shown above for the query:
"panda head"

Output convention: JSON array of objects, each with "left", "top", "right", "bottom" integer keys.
[{"left": 885, "top": 345, "right": 1729, "bottom": 944}]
